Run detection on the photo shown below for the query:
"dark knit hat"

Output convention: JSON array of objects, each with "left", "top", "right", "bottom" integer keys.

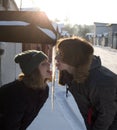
[
  {"left": 57, "top": 37, "right": 94, "bottom": 67},
  {"left": 14, "top": 50, "right": 48, "bottom": 75}
]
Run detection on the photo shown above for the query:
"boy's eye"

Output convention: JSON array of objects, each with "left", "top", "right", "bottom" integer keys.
[{"left": 56, "top": 51, "right": 64, "bottom": 60}]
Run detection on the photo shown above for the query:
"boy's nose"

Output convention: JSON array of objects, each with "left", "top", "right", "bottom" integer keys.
[
  {"left": 55, "top": 55, "right": 57, "bottom": 60},
  {"left": 55, "top": 54, "right": 59, "bottom": 61}
]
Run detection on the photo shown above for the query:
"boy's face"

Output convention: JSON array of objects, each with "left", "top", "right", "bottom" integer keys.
[
  {"left": 55, "top": 50, "right": 73, "bottom": 73},
  {"left": 56, "top": 59, "right": 70, "bottom": 71}
]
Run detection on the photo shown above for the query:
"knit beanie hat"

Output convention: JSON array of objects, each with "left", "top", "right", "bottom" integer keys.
[
  {"left": 57, "top": 37, "right": 94, "bottom": 67},
  {"left": 14, "top": 50, "right": 48, "bottom": 75}
]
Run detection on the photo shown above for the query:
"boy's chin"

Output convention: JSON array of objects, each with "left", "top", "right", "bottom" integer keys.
[
  {"left": 58, "top": 70, "right": 66, "bottom": 86},
  {"left": 58, "top": 70, "right": 73, "bottom": 86}
]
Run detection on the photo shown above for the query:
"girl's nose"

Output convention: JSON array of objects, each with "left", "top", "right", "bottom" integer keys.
[{"left": 48, "top": 62, "right": 50, "bottom": 66}]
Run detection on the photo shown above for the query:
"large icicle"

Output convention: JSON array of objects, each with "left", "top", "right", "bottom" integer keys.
[{"left": 51, "top": 46, "right": 56, "bottom": 110}]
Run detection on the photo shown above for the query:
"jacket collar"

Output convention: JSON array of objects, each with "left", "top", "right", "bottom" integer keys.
[{"left": 90, "top": 55, "right": 101, "bottom": 70}]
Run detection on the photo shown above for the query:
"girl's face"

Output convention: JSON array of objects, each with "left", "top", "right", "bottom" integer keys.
[{"left": 39, "top": 59, "right": 51, "bottom": 80}]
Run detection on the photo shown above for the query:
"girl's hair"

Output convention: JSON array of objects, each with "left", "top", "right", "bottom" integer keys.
[{"left": 18, "top": 67, "right": 47, "bottom": 90}]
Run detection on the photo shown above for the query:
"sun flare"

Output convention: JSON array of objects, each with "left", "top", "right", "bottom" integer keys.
[
  {"left": 15, "top": 0, "right": 117, "bottom": 25},
  {"left": 33, "top": 0, "right": 70, "bottom": 21}
]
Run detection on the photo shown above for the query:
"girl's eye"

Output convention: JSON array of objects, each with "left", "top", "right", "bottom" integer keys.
[
  {"left": 41, "top": 62, "right": 49, "bottom": 66},
  {"left": 42, "top": 63, "right": 47, "bottom": 66}
]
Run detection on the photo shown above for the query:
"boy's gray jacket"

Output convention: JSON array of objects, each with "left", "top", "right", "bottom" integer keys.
[{"left": 68, "top": 56, "right": 117, "bottom": 130}]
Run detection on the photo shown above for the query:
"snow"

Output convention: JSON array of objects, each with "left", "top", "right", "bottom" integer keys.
[
  {"left": 94, "top": 45, "right": 117, "bottom": 74},
  {"left": 27, "top": 76, "right": 87, "bottom": 130},
  {"left": 27, "top": 46, "right": 117, "bottom": 130},
  {"left": 36, "top": 26, "right": 56, "bottom": 40}
]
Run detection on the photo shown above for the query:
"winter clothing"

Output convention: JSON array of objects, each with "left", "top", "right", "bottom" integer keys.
[
  {"left": 14, "top": 50, "right": 48, "bottom": 75},
  {"left": 57, "top": 37, "right": 93, "bottom": 67},
  {"left": 60, "top": 55, "right": 117, "bottom": 130},
  {"left": 0, "top": 80, "right": 49, "bottom": 130}
]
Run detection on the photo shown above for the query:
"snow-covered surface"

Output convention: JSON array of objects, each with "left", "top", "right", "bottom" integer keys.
[
  {"left": 27, "top": 81, "right": 86, "bottom": 130},
  {"left": 94, "top": 45, "right": 117, "bottom": 74},
  {"left": 37, "top": 26, "right": 56, "bottom": 40},
  {"left": 27, "top": 46, "right": 117, "bottom": 130},
  {"left": 0, "top": 21, "right": 29, "bottom": 26}
]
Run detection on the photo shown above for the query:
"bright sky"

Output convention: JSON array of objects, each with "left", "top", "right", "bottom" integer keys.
[{"left": 15, "top": 0, "right": 117, "bottom": 25}]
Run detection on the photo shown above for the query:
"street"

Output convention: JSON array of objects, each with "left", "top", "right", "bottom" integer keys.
[{"left": 94, "top": 45, "right": 117, "bottom": 74}]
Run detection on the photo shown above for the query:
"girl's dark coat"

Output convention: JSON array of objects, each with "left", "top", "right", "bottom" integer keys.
[{"left": 0, "top": 80, "right": 49, "bottom": 130}]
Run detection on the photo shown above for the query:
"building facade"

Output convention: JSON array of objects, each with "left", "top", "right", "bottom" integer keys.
[
  {"left": 0, "top": 0, "right": 22, "bottom": 86},
  {"left": 94, "top": 22, "right": 117, "bottom": 49}
]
